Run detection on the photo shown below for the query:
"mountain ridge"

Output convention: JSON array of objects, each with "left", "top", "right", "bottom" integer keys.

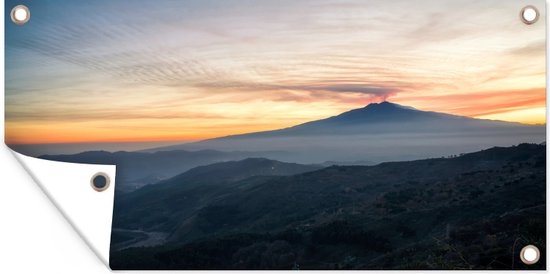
[
  {"left": 40, "top": 149, "right": 290, "bottom": 192},
  {"left": 148, "top": 102, "right": 535, "bottom": 147},
  {"left": 143, "top": 102, "right": 545, "bottom": 163},
  {"left": 148, "top": 102, "right": 533, "bottom": 148}
]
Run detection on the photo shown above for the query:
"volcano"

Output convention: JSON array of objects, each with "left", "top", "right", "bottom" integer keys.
[{"left": 146, "top": 102, "right": 545, "bottom": 163}]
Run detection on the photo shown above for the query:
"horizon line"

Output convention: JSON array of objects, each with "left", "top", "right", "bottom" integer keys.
[{"left": 6, "top": 102, "right": 547, "bottom": 146}]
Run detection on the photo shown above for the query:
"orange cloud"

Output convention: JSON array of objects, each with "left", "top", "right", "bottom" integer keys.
[{"left": 392, "top": 87, "right": 546, "bottom": 124}]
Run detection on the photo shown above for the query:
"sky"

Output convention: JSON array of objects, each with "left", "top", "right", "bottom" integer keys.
[{"left": 5, "top": 0, "right": 546, "bottom": 145}]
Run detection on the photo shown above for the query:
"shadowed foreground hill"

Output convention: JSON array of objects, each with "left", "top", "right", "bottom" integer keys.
[
  {"left": 112, "top": 158, "right": 323, "bottom": 232},
  {"left": 111, "top": 144, "right": 545, "bottom": 270}
]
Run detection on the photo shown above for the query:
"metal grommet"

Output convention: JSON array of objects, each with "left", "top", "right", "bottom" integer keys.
[
  {"left": 520, "top": 245, "right": 540, "bottom": 265},
  {"left": 10, "top": 5, "right": 30, "bottom": 25},
  {"left": 91, "top": 172, "right": 111, "bottom": 192},
  {"left": 520, "top": 5, "right": 539, "bottom": 25}
]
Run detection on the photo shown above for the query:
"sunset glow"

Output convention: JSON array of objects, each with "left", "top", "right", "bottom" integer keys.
[{"left": 5, "top": 0, "right": 546, "bottom": 145}]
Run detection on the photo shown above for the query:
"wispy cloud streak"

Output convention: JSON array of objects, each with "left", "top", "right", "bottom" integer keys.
[{"left": 5, "top": 0, "right": 546, "bottom": 144}]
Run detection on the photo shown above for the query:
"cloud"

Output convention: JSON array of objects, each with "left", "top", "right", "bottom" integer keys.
[
  {"left": 4, "top": 108, "right": 231, "bottom": 122},
  {"left": 508, "top": 40, "right": 546, "bottom": 57},
  {"left": 394, "top": 87, "right": 546, "bottom": 117},
  {"left": 318, "top": 85, "right": 396, "bottom": 95},
  {"left": 5, "top": 0, "right": 546, "bottom": 144}
]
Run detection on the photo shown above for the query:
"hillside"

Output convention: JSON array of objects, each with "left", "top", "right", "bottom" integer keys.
[
  {"left": 112, "top": 158, "right": 323, "bottom": 234},
  {"left": 110, "top": 144, "right": 546, "bottom": 270}
]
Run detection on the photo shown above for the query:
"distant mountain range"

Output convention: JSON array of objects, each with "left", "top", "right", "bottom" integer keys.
[
  {"left": 110, "top": 144, "right": 546, "bottom": 270},
  {"left": 145, "top": 102, "right": 545, "bottom": 163},
  {"left": 40, "top": 150, "right": 289, "bottom": 192},
  {"left": 39, "top": 102, "right": 545, "bottom": 192}
]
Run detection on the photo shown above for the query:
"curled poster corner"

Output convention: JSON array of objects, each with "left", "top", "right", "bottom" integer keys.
[{"left": 9, "top": 148, "right": 116, "bottom": 267}]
